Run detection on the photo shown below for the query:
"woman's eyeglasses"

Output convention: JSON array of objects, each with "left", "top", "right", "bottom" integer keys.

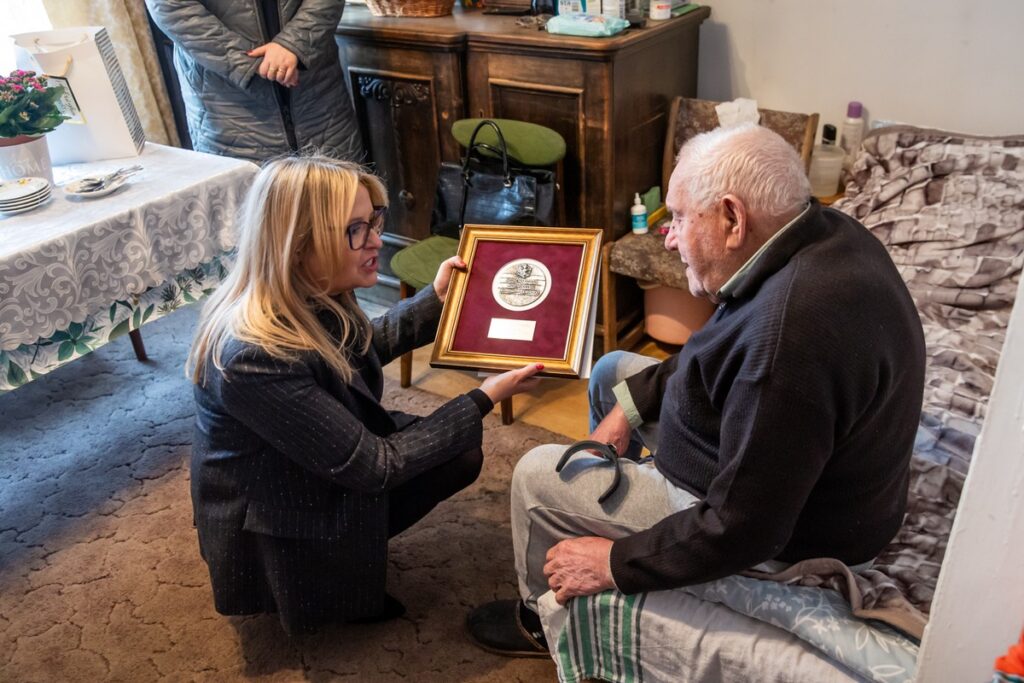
[{"left": 346, "top": 206, "right": 388, "bottom": 250}]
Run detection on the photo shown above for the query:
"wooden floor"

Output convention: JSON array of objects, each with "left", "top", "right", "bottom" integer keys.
[{"left": 380, "top": 337, "right": 675, "bottom": 440}]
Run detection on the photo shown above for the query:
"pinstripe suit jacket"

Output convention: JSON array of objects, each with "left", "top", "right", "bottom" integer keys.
[{"left": 191, "top": 287, "right": 483, "bottom": 633}]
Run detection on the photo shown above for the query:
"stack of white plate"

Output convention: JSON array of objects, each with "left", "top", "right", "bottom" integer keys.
[{"left": 0, "top": 177, "right": 52, "bottom": 215}]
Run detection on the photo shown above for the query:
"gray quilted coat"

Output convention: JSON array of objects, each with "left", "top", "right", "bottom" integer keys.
[{"left": 146, "top": 0, "right": 364, "bottom": 162}]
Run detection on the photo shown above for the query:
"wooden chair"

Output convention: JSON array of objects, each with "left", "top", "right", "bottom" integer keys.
[
  {"left": 602, "top": 97, "right": 819, "bottom": 355},
  {"left": 389, "top": 119, "right": 566, "bottom": 425}
]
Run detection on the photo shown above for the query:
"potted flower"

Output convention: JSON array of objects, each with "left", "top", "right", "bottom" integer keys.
[{"left": 0, "top": 69, "right": 67, "bottom": 184}]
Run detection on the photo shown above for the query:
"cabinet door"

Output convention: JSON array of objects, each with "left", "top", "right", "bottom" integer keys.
[
  {"left": 467, "top": 52, "right": 601, "bottom": 231},
  {"left": 336, "top": 37, "right": 464, "bottom": 287}
]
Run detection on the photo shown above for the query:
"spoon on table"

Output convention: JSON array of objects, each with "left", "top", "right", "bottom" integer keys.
[{"left": 73, "top": 165, "right": 143, "bottom": 193}]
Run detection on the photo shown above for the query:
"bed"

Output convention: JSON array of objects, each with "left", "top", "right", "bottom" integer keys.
[{"left": 538, "top": 125, "right": 1024, "bottom": 683}]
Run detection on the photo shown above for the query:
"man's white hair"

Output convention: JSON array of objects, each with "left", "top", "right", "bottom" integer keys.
[{"left": 673, "top": 123, "right": 811, "bottom": 218}]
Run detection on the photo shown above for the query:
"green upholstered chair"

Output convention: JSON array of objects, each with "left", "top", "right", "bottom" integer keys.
[
  {"left": 389, "top": 118, "right": 566, "bottom": 425},
  {"left": 451, "top": 118, "right": 566, "bottom": 168}
]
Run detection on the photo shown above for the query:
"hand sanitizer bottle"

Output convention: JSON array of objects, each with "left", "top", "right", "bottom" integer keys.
[{"left": 631, "top": 192, "right": 648, "bottom": 234}]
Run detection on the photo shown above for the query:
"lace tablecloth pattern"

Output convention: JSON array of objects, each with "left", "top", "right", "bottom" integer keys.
[{"left": 0, "top": 143, "right": 257, "bottom": 389}]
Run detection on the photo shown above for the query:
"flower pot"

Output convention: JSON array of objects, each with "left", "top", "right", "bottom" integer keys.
[
  {"left": 0, "top": 134, "right": 54, "bottom": 184},
  {"left": 639, "top": 280, "right": 715, "bottom": 345}
]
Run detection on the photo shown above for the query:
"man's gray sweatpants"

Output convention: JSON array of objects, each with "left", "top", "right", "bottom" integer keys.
[{"left": 512, "top": 351, "right": 699, "bottom": 610}]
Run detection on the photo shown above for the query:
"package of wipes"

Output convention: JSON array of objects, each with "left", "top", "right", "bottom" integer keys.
[{"left": 546, "top": 12, "right": 629, "bottom": 37}]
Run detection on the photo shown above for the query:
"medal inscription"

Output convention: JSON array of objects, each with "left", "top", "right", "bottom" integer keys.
[{"left": 492, "top": 258, "right": 552, "bottom": 312}]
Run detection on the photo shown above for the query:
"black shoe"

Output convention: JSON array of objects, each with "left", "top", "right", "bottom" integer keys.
[
  {"left": 349, "top": 593, "right": 406, "bottom": 624},
  {"left": 466, "top": 599, "right": 549, "bottom": 658}
]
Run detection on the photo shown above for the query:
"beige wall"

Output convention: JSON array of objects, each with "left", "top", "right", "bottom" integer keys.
[{"left": 697, "top": 0, "right": 1024, "bottom": 137}]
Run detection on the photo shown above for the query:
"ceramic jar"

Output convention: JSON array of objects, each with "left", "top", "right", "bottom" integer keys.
[{"left": 0, "top": 134, "right": 54, "bottom": 184}]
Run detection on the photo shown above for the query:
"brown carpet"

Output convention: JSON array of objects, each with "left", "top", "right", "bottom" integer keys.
[{"left": 0, "top": 304, "right": 570, "bottom": 682}]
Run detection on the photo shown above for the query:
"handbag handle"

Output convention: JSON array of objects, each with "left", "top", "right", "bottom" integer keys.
[
  {"left": 463, "top": 120, "right": 513, "bottom": 186},
  {"left": 457, "top": 120, "right": 514, "bottom": 232}
]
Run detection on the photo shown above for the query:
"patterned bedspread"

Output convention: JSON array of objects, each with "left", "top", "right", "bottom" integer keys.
[
  {"left": 766, "top": 126, "right": 1024, "bottom": 636},
  {"left": 545, "top": 126, "right": 1024, "bottom": 683}
]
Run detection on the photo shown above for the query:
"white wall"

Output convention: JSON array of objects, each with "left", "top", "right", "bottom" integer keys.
[
  {"left": 914, "top": 276, "right": 1024, "bottom": 680},
  {"left": 696, "top": 0, "right": 1024, "bottom": 138}
]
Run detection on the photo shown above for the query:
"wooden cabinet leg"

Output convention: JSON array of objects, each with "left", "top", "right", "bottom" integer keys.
[
  {"left": 129, "top": 329, "right": 148, "bottom": 361},
  {"left": 500, "top": 398, "right": 514, "bottom": 425}
]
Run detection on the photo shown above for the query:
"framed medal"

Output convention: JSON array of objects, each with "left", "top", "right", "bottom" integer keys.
[{"left": 431, "top": 224, "right": 603, "bottom": 379}]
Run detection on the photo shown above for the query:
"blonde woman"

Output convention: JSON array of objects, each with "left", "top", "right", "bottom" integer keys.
[{"left": 187, "top": 156, "right": 542, "bottom": 635}]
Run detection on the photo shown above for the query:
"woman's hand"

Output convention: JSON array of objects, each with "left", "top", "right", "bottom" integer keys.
[
  {"left": 248, "top": 43, "right": 300, "bottom": 87},
  {"left": 480, "top": 363, "right": 545, "bottom": 404},
  {"left": 433, "top": 255, "right": 467, "bottom": 303}
]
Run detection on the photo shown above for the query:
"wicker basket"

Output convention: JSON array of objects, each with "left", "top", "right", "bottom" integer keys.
[{"left": 365, "top": 0, "right": 453, "bottom": 17}]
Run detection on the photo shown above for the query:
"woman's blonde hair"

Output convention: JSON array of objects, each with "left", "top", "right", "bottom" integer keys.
[{"left": 187, "top": 155, "right": 388, "bottom": 385}]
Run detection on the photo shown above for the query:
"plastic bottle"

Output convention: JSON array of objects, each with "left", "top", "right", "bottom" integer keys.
[
  {"left": 839, "top": 101, "right": 865, "bottom": 170},
  {"left": 630, "top": 193, "right": 648, "bottom": 234},
  {"left": 809, "top": 123, "right": 844, "bottom": 197}
]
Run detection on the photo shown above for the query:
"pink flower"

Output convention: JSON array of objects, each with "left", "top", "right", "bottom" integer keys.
[{"left": 12, "top": 85, "right": 23, "bottom": 93}]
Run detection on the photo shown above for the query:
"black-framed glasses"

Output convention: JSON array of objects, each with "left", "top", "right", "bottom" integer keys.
[{"left": 345, "top": 205, "right": 387, "bottom": 250}]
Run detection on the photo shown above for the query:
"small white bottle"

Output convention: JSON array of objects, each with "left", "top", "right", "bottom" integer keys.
[
  {"left": 809, "top": 124, "right": 844, "bottom": 197},
  {"left": 631, "top": 193, "right": 648, "bottom": 234},
  {"left": 649, "top": 0, "right": 671, "bottom": 20},
  {"left": 839, "top": 101, "right": 865, "bottom": 170}
]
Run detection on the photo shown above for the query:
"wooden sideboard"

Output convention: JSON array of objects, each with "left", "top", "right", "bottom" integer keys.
[{"left": 335, "top": 5, "right": 709, "bottom": 319}]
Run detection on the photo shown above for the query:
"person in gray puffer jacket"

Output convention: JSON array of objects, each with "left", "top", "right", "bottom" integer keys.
[{"left": 146, "top": 0, "right": 364, "bottom": 162}]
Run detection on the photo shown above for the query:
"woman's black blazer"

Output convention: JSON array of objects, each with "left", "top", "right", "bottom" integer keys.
[{"left": 190, "top": 288, "right": 484, "bottom": 633}]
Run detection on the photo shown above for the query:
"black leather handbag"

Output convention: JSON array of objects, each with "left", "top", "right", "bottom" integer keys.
[{"left": 431, "top": 120, "right": 556, "bottom": 239}]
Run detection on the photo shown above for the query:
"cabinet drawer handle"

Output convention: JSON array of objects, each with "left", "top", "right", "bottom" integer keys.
[{"left": 399, "top": 189, "right": 415, "bottom": 208}]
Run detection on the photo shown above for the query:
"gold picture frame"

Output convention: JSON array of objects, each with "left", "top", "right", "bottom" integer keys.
[{"left": 431, "top": 224, "right": 603, "bottom": 379}]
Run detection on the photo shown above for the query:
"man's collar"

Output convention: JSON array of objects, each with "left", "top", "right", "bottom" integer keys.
[{"left": 716, "top": 200, "right": 821, "bottom": 301}]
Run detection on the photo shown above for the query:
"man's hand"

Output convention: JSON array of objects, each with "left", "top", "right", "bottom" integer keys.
[
  {"left": 432, "top": 255, "right": 467, "bottom": 303},
  {"left": 479, "top": 363, "right": 544, "bottom": 404},
  {"left": 589, "top": 403, "right": 632, "bottom": 456},
  {"left": 544, "top": 537, "right": 615, "bottom": 605},
  {"left": 248, "top": 43, "right": 299, "bottom": 87}
]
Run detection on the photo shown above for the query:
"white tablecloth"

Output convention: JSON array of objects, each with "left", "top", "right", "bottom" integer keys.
[{"left": 0, "top": 143, "right": 257, "bottom": 352}]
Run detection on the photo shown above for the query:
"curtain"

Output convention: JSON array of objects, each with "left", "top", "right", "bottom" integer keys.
[{"left": 42, "top": 0, "right": 180, "bottom": 147}]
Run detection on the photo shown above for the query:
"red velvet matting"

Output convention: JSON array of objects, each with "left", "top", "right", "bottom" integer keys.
[{"left": 451, "top": 240, "right": 584, "bottom": 359}]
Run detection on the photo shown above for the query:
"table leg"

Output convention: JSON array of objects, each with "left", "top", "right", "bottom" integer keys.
[{"left": 129, "top": 329, "right": 148, "bottom": 361}]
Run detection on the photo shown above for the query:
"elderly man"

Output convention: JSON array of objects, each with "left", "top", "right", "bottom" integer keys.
[{"left": 467, "top": 123, "right": 925, "bottom": 657}]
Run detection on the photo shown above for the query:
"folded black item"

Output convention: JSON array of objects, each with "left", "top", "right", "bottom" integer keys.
[{"left": 556, "top": 440, "right": 623, "bottom": 504}]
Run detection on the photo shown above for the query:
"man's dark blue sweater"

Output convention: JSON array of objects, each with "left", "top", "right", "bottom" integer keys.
[{"left": 610, "top": 201, "right": 926, "bottom": 594}]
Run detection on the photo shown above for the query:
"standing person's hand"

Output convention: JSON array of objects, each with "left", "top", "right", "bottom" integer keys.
[
  {"left": 480, "top": 363, "right": 545, "bottom": 404},
  {"left": 432, "top": 256, "right": 467, "bottom": 303},
  {"left": 589, "top": 403, "right": 632, "bottom": 456},
  {"left": 248, "top": 43, "right": 300, "bottom": 87}
]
